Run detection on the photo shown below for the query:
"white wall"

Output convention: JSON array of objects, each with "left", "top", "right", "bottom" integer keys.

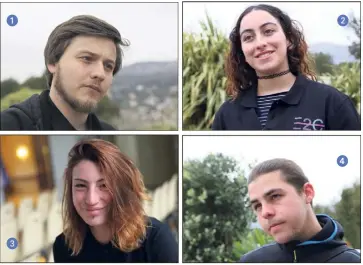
[{"left": 48, "top": 136, "right": 79, "bottom": 201}]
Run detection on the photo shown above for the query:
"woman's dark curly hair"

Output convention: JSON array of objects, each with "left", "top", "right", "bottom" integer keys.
[{"left": 225, "top": 4, "right": 316, "bottom": 99}]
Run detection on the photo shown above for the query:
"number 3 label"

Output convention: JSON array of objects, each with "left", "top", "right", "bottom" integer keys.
[{"left": 6, "top": 237, "right": 18, "bottom": 249}]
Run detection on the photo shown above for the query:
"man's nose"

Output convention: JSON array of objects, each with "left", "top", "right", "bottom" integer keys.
[
  {"left": 261, "top": 203, "right": 275, "bottom": 219},
  {"left": 90, "top": 61, "right": 106, "bottom": 81}
]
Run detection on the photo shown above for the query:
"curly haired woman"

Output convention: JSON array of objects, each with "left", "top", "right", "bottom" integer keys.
[{"left": 212, "top": 4, "right": 360, "bottom": 130}]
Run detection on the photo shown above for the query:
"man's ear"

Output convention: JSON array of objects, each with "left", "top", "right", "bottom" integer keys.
[
  {"left": 47, "top": 63, "right": 57, "bottom": 74},
  {"left": 302, "top": 182, "right": 315, "bottom": 205}
]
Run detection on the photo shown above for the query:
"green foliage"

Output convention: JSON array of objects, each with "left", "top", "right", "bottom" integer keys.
[
  {"left": 144, "top": 124, "right": 177, "bottom": 130},
  {"left": 328, "top": 62, "right": 360, "bottom": 113},
  {"left": 1, "top": 78, "right": 20, "bottom": 99},
  {"left": 313, "top": 205, "right": 336, "bottom": 218},
  {"left": 335, "top": 182, "right": 360, "bottom": 248},
  {"left": 233, "top": 228, "right": 274, "bottom": 258},
  {"left": 314, "top": 182, "right": 361, "bottom": 249},
  {"left": 183, "top": 153, "right": 254, "bottom": 262},
  {"left": 95, "top": 96, "right": 121, "bottom": 123},
  {"left": 183, "top": 14, "right": 229, "bottom": 130},
  {"left": 1, "top": 87, "right": 42, "bottom": 111},
  {"left": 21, "top": 72, "right": 48, "bottom": 91},
  {"left": 348, "top": 16, "right": 361, "bottom": 60},
  {"left": 311, "top": 52, "right": 334, "bottom": 75}
]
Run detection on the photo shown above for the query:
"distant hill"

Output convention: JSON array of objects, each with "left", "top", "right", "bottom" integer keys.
[
  {"left": 309, "top": 43, "right": 357, "bottom": 64},
  {"left": 109, "top": 61, "right": 178, "bottom": 129},
  {"left": 110, "top": 61, "right": 177, "bottom": 102}
]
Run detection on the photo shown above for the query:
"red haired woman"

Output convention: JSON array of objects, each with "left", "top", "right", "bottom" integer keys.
[{"left": 53, "top": 139, "right": 178, "bottom": 262}]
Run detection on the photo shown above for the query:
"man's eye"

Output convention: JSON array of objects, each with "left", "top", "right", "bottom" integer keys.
[
  {"left": 254, "top": 204, "right": 261, "bottom": 211},
  {"left": 271, "top": 194, "right": 281, "bottom": 200},
  {"left": 105, "top": 64, "right": 114, "bottom": 70},
  {"left": 81, "top": 56, "right": 92, "bottom": 62}
]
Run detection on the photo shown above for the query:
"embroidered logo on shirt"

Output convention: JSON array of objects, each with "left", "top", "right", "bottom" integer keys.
[{"left": 293, "top": 117, "right": 325, "bottom": 130}]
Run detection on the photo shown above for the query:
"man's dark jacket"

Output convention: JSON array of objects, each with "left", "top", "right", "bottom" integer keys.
[
  {"left": 240, "top": 215, "right": 360, "bottom": 263},
  {"left": 1, "top": 90, "right": 115, "bottom": 130}
]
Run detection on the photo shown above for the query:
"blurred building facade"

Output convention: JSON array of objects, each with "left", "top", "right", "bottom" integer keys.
[{"left": 0, "top": 135, "right": 178, "bottom": 262}]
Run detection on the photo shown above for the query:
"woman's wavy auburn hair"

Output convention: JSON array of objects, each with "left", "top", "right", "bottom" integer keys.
[
  {"left": 61, "top": 139, "right": 150, "bottom": 256},
  {"left": 225, "top": 4, "right": 317, "bottom": 99}
]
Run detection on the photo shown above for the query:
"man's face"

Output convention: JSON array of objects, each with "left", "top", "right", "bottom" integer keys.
[
  {"left": 48, "top": 35, "right": 117, "bottom": 113},
  {"left": 248, "top": 171, "right": 309, "bottom": 244}
]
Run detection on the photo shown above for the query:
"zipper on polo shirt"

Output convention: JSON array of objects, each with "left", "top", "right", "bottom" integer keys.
[{"left": 293, "top": 250, "right": 297, "bottom": 262}]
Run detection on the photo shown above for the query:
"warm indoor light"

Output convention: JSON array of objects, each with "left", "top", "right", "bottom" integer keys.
[{"left": 16, "top": 145, "right": 29, "bottom": 160}]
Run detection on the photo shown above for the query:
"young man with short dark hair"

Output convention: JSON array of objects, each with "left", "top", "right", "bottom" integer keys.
[
  {"left": 240, "top": 158, "right": 360, "bottom": 263},
  {"left": 1, "top": 15, "right": 129, "bottom": 130}
]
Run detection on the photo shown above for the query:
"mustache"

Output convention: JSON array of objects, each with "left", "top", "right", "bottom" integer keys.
[{"left": 83, "top": 84, "right": 102, "bottom": 92}]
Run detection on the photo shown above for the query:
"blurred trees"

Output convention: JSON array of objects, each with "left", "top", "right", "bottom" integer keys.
[
  {"left": 311, "top": 52, "right": 334, "bottom": 75},
  {"left": 233, "top": 229, "right": 274, "bottom": 259},
  {"left": 94, "top": 96, "right": 121, "bottom": 124},
  {"left": 183, "top": 153, "right": 254, "bottom": 262},
  {"left": 1, "top": 88, "right": 42, "bottom": 111},
  {"left": 1, "top": 78, "right": 20, "bottom": 99},
  {"left": 21, "top": 71, "right": 48, "bottom": 91},
  {"left": 348, "top": 16, "right": 360, "bottom": 60},
  {"left": 328, "top": 62, "right": 360, "bottom": 113},
  {"left": 314, "top": 181, "right": 361, "bottom": 249}
]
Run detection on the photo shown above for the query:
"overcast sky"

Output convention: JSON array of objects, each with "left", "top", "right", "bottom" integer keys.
[
  {"left": 183, "top": 2, "right": 360, "bottom": 46},
  {"left": 183, "top": 136, "right": 360, "bottom": 207},
  {"left": 1, "top": 3, "right": 178, "bottom": 83}
]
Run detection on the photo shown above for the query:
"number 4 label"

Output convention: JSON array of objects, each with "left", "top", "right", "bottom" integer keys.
[{"left": 337, "top": 155, "right": 348, "bottom": 167}]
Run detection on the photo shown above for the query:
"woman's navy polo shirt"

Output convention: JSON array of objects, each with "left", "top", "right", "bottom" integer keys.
[
  {"left": 212, "top": 74, "right": 361, "bottom": 130},
  {"left": 53, "top": 217, "right": 178, "bottom": 262}
]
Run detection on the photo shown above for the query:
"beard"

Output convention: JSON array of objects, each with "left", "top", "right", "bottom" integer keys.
[{"left": 53, "top": 67, "right": 98, "bottom": 113}]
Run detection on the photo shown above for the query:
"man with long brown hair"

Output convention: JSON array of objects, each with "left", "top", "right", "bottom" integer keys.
[{"left": 53, "top": 139, "right": 178, "bottom": 262}]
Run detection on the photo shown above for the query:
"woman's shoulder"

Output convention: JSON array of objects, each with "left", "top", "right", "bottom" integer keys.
[
  {"left": 145, "top": 216, "right": 167, "bottom": 235},
  {"left": 302, "top": 75, "right": 349, "bottom": 99},
  {"left": 142, "top": 216, "right": 178, "bottom": 262},
  {"left": 54, "top": 232, "right": 66, "bottom": 246},
  {"left": 53, "top": 232, "right": 70, "bottom": 254},
  {"left": 52, "top": 232, "right": 73, "bottom": 262},
  {"left": 143, "top": 216, "right": 176, "bottom": 243}
]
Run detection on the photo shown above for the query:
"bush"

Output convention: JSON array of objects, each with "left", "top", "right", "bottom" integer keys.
[
  {"left": 183, "top": 14, "right": 229, "bottom": 130},
  {"left": 328, "top": 62, "right": 360, "bottom": 113},
  {"left": 183, "top": 153, "right": 254, "bottom": 262},
  {"left": 1, "top": 87, "right": 42, "bottom": 111}
]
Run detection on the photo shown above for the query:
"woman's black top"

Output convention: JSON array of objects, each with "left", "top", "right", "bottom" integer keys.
[
  {"left": 212, "top": 74, "right": 361, "bottom": 130},
  {"left": 53, "top": 217, "right": 178, "bottom": 263}
]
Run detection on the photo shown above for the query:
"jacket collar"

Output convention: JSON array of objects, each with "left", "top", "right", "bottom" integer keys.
[
  {"left": 237, "top": 73, "right": 306, "bottom": 108},
  {"left": 280, "top": 215, "right": 343, "bottom": 254}
]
